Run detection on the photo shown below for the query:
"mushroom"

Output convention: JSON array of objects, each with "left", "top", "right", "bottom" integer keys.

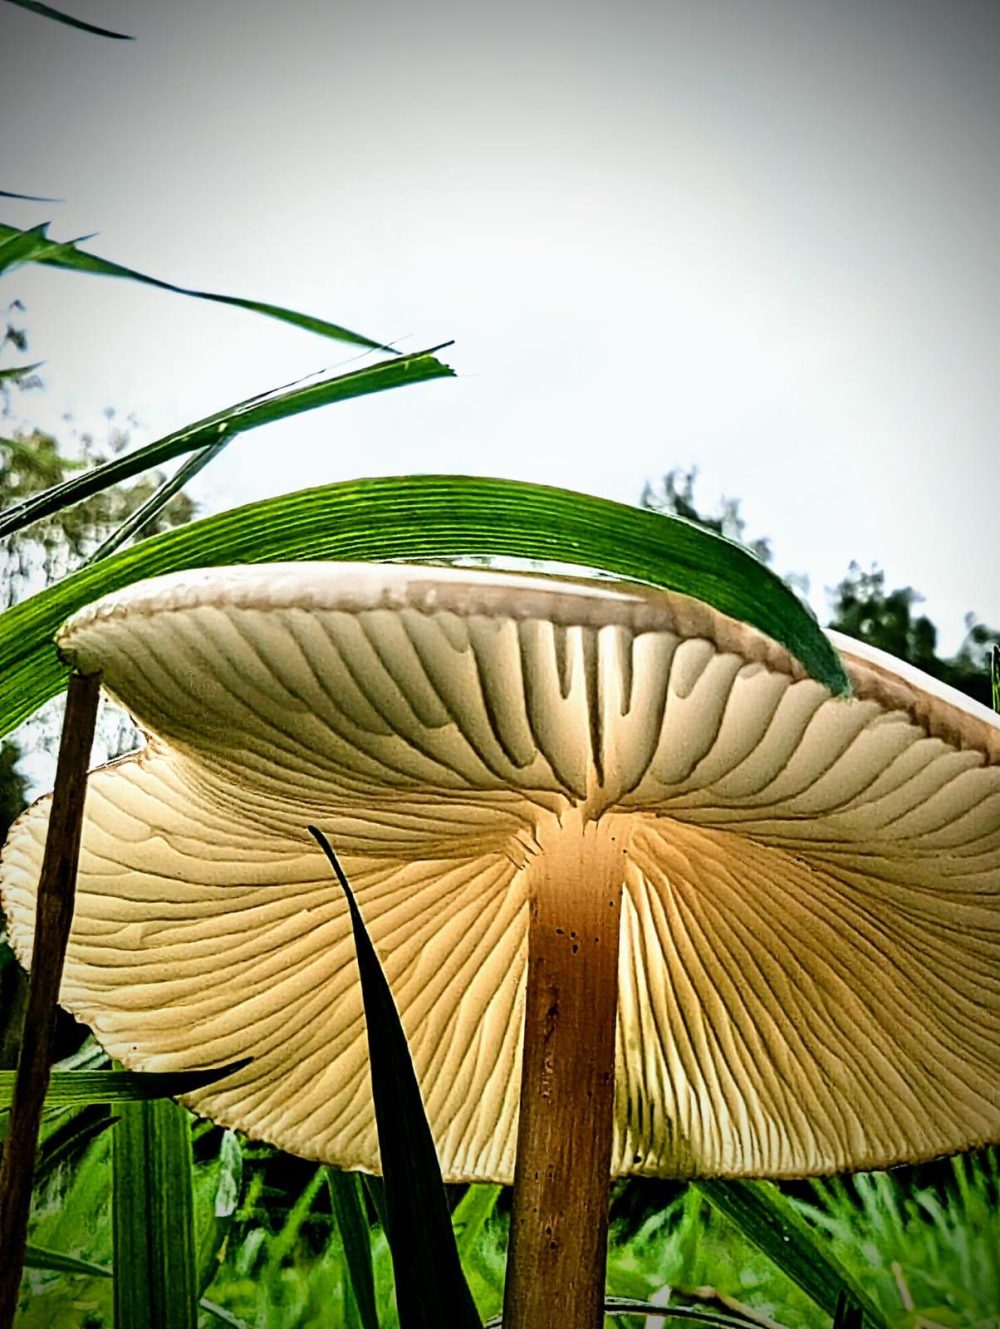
[{"left": 2, "top": 562, "right": 998, "bottom": 1328}]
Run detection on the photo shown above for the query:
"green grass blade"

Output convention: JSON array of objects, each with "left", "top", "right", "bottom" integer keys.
[
  {"left": 362, "top": 1173, "right": 389, "bottom": 1230},
  {"left": 0, "top": 475, "right": 849, "bottom": 739},
  {"left": 991, "top": 643, "right": 999, "bottom": 713},
  {"left": 113, "top": 1098, "right": 198, "bottom": 1329},
  {"left": 23, "top": 1243, "right": 112, "bottom": 1278},
  {"left": 0, "top": 221, "right": 92, "bottom": 272},
  {"left": 0, "top": 347, "right": 454, "bottom": 540},
  {"left": 33, "top": 1104, "right": 116, "bottom": 1182},
  {"left": 831, "top": 1290, "right": 863, "bottom": 1329},
  {"left": 2, "top": 0, "right": 132, "bottom": 38},
  {"left": 81, "top": 438, "right": 230, "bottom": 565},
  {"left": 200, "top": 1300, "right": 251, "bottom": 1329},
  {"left": 326, "top": 1167, "right": 380, "bottom": 1329},
  {"left": 0, "top": 219, "right": 392, "bottom": 349},
  {"left": 0, "top": 362, "right": 42, "bottom": 384},
  {"left": 0, "top": 1061, "right": 249, "bottom": 1107},
  {"left": 309, "top": 827, "right": 482, "bottom": 1329},
  {"left": 694, "top": 1180, "right": 888, "bottom": 1329},
  {"left": 452, "top": 1185, "right": 502, "bottom": 1263}
]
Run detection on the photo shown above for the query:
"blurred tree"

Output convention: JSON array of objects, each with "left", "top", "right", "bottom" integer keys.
[
  {"left": 827, "top": 563, "right": 998, "bottom": 710},
  {"left": 641, "top": 468, "right": 773, "bottom": 566},
  {"left": 642, "top": 467, "right": 998, "bottom": 706}
]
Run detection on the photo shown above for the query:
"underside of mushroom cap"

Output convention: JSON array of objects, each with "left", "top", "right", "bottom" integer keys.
[{"left": 2, "top": 562, "right": 997, "bottom": 1181}]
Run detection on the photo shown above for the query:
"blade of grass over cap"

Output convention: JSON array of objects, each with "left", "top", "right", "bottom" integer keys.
[
  {"left": 309, "top": 827, "right": 482, "bottom": 1329},
  {"left": 0, "top": 475, "right": 849, "bottom": 737},
  {"left": 0, "top": 220, "right": 392, "bottom": 348},
  {"left": 694, "top": 1180, "right": 888, "bottom": 1329},
  {"left": 0, "top": 348, "right": 454, "bottom": 541},
  {"left": 2, "top": 0, "right": 133, "bottom": 38},
  {"left": 113, "top": 1097, "right": 198, "bottom": 1329}
]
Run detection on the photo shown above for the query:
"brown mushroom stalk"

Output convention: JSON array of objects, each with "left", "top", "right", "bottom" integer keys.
[
  {"left": 0, "top": 671, "right": 100, "bottom": 1329},
  {"left": 505, "top": 812, "right": 626, "bottom": 1327}
]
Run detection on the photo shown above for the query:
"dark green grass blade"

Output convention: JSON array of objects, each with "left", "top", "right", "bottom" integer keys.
[
  {"left": 0, "top": 347, "right": 453, "bottom": 540},
  {"left": 0, "top": 220, "right": 392, "bottom": 349},
  {"left": 0, "top": 475, "right": 848, "bottom": 738},
  {"left": 327, "top": 1167, "right": 379, "bottom": 1329},
  {"left": 113, "top": 1098, "right": 198, "bottom": 1329},
  {"left": 2, "top": 0, "right": 132, "bottom": 38},
  {"left": 832, "top": 1290, "right": 863, "bottom": 1329},
  {"left": 0, "top": 1060, "right": 249, "bottom": 1107},
  {"left": 309, "top": 827, "right": 482, "bottom": 1329},
  {"left": 992, "top": 644, "right": 999, "bottom": 713},
  {"left": 694, "top": 1180, "right": 887, "bottom": 1329}
]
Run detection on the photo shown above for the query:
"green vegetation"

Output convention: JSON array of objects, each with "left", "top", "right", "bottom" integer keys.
[
  {"left": 1, "top": 8, "right": 996, "bottom": 1325},
  {"left": 15, "top": 1127, "right": 999, "bottom": 1328}
]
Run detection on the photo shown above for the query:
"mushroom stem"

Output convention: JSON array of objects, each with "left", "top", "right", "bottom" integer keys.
[
  {"left": 504, "top": 814, "right": 625, "bottom": 1329},
  {"left": 0, "top": 671, "right": 100, "bottom": 1329}
]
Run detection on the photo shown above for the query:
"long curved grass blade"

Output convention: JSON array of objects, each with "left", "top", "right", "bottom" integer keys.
[
  {"left": 309, "top": 827, "right": 482, "bottom": 1329},
  {"left": 0, "top": 476, "right": 849, "bottom": 738},
  {"left": 694, "top": 1180, "right": 887, "bottom": 1329},
  {"left": 0, "top": 220, "right": 392, "bottom": 349},
  {"left": 326, "top": 1167, "right": 379, "bottom": 1329},
  {"left": 0, "top": 1060, "right": 250, "bottom": 1107},
  {"left": 0, "top": 347, "right": 454, "bottom": 540},
  {"left": 2, "top": 0, "right": 132, "bottom": 38},
  {"left": 113, "top": 1097, "right": 197, "bottom": 1329}
]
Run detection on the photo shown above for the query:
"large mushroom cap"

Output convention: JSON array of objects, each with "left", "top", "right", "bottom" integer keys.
[{"left": 2, "top": 562, "right": 997, "bottom": 1180}]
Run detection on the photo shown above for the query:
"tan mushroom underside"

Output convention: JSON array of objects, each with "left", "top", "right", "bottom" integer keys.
[{"left": 2, "top": 563, "right": 998, "bottom": 1180}]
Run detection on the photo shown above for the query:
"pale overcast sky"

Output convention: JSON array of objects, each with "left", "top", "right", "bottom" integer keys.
[{"left": 2, "top": 0, "right": 998, "bottom": 650}]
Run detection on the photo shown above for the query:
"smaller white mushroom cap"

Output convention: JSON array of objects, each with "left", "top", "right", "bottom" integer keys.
[{"left": 1, "top": 562, "right": 997, "bottom": 1180}]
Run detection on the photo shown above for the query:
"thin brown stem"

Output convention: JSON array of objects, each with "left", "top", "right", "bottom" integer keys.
[
  {"left": 0, "top": 671, "right": 100, "bottom": 1329},
  {"left": 504, "top": 813, "right": 626, "bottom": 1329}
]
